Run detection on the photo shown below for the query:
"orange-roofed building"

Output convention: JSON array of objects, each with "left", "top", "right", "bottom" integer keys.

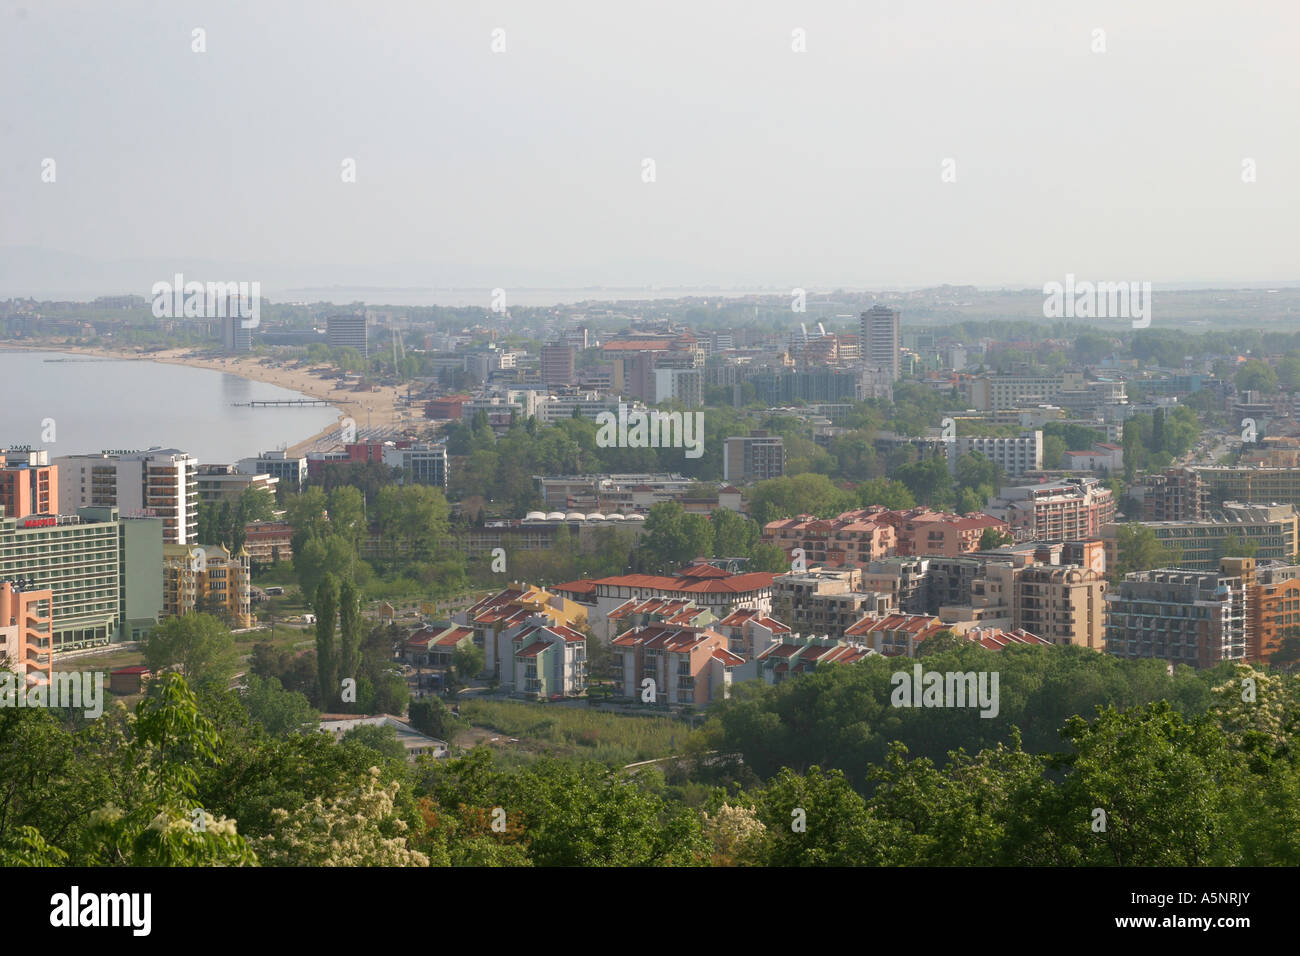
[
  {"left": 845, "top": 612, "right": 949, "bottom": 657},
  {"left": 755, "top": 635, "right": 878, "bottom": 684},
  {"left": 552, "top": 561, "right": 775, "bottom": 639},
  {"left": 611, "top": 622, "right": 741, "bottom": 706},
  {"left": 455, "top": 583, "right": 589, "bottom": 679},
  {"left": 507, "top": 619, "right": 589, "bottom": 698},
  {"left": 0, "top": 579, "right": 53, "bottom": 684}
]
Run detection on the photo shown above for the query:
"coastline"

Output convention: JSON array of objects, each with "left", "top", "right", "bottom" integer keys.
[{"left": 0, "top": 341, "right": 417, "bottom": 456}]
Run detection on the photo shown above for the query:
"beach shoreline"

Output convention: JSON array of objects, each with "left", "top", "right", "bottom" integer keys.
[{"left": 0, "top": 341, "right": 418, "bottom": 456}]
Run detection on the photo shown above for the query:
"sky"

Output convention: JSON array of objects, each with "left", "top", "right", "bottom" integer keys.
[{"left": 2, "top": 0, "right": 1298, "bottom": 298}]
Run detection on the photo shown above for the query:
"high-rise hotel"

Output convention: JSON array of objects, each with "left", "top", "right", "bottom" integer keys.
[
  {"left": 55, "top": 448, "right": 198, "bottom": 545},
  {"left": 861, "top": 305, "right": 901, "bottom": 382}
]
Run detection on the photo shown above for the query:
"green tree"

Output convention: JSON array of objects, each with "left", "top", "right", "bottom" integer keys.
[
  {"left": 1113, "top": 525, "right": 1181, "bottom": 577},
  {"left": 711, "top": 508, "right": 759, "bottom": 558},
  {"left": 143, "top": 613, "right": 238, "bottom": 689},
  {"left": 452, "top": 641, "right": 485, "bottom": 682},
  {"left": 338, "top": 577, "right": 363, "bottom": 692},
  {"left": 241, "top": 674, "right": 317, "bottom": 737},
  {"left": 856, "top": 478, "right": 914, "bottom": 510},
  {"left": 748, "top": 542, "right": 790, "bottom": 573},
  {"left": 1235, "top": 359, "right": 1277, "bottom": 394},
  {"left": 978, "top": 527, "right": 1013, "bottom": 549},
  {"left": 315, "top": 575, "right": 340, "bottom": 709},
  {"left": 341, "top": 723, "right": 407, "bottom": 762}
]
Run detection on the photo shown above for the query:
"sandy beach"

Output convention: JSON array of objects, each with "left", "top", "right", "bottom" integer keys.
[{"left": 0, "top": 342, "right": 422, "bottom": 456}]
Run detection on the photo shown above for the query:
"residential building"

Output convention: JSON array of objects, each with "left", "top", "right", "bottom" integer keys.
[
  {"left": 236, "top": 451, "right": 308, "bottom": 493},
  {"left": 406, "top": 623, "right": 475, "bottom": 669},
  {"left": 381, "top": 441, "right": 448, "bottom": 489},
  {"left": 196, "top": 466, "right": 278, "bottom": 506},
  {"left": 770, "top": 567, "right": 893, "bottom": 638},
  {"left": 456, "top": 584, "right": 589, "bottom": 679},
  {"left": 875, "top": 507, "right": 1009, "bottom": 557},
  {"left": 1249, "top": 560, "right": 1300, "bottom": 663},
  {"left": 762, "top": 510, "right": 896, "bottom": 568},
  {"left": 540, "top": 344, "right": 576, "bottom": 387},
  {"left": 984, "top": 476, "right": 1116, "bottom": 542},
  {"left": 1138, "top": 468, "right": 1208, "bottom": 522},
  {"left": 949, "top": 432, "right": 1043, "bottom": 477},
  {"left": 326, "top": 314, "right": 368, "bottom": 355},
  {"left": 755, "top": 635, "right": 876, "bottom": 684},
  {"left": 610, "top": 622, "right": 743, "bottom": 705},
  {"left": 1187, "top": 465, "right": 1300, "bottom": 510},
  {"left": 0, "top": 579, "right": 54, "bottom": 684},
  {"left": 0, "top": 449, "right": 57, "bottom": 519},
  {"left": 713, "top": 608, "right": 792, "bottom": 681},
  {"left": 0, "top": 506, "right": 161, "bottom": 652},
  {"left": 506, "top": 617, "right": 588, "bottom": 698},
  {"left": 861, "top": 305, "right": 901, "bottom": 381},
  {"left": 56, "top": 448, "right": 198, "bottom": 544},
  {"left": 1102, "top": 502, "right": 1299, "bottom": 572},
  {"left": 844, "top": 612, "right": 948, "bottom": 657},
  {"left": 161, "top": 543, "right": 253, "bottom": 629},
  {"left": 243, "top": 521, "right": 294, "bottom": 565},
  {"left": 723, "top": 431, "right": 785, "bottom": 483},
  {"left": 653, "top": 366, "right": 704, "bottom": 407},
  {"left": 550, "top": 562, "right": 775, "bottom": 639},
  {"left": 1105, "top": 563, "right": 1248, "bottom": 669}
]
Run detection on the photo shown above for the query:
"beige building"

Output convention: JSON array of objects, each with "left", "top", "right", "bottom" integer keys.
[
  {"left": 162, "top": 543, "right": 252, "bottom": 629},
  {"left": 770, "top": 567, "right": 893, "bottom": 638},
  {"left": 940, "top": 561, "right": 1106, "bottom": 651}
]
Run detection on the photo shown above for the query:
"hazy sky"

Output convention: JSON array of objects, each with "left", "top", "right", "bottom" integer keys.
[{"left": 3, "top": 0, "right": 1298, "bottom": 296}]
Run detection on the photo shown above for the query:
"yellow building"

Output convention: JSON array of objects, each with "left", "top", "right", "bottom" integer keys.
[{"left": 162, "top": 543, "right": 252, "bottom": 629}]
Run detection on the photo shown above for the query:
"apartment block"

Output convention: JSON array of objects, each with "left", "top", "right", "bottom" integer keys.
[
  {"left": 949, "top": 432, "right": 1043, "bottom": 477},
  {"left": 860, "top": 305, "right": 901, "bottom": 381},
  {"left": 0, "top": 506, "right": 157, "bottom": 652},
  {"left": 723, "top": 431, "right": 786, "bottom": 483},
  {"left": 874, "top": 507, "right": 1009, "bottom": 557},
  {"left": 1105, "top": 563, "right": 1248, "bottom": 669},
  {"left": 653, "top": 366, "right": 704, "bottom": 407},
  {"left": 769, "top": 568, "right": 893, "bottom": 638},
  {"left": 1138, "top": 468, "right": 1208, "bottom": 522},
  {"left": 762, "top": 510, "right": 896, "bottom": 568},
  {"left": 381, "top": 441, "right": 448, "bottom": 489},
  {"left": 844, "top": 612, "right": 948, "bottom": 657},
  {"left": 237, "top": 450, "right": 308, "bottom": 493},
  {"left": 610, "top": 622, "right": 743, "bottom": 706},
  {"left": 1102, "top": 502, "right": 1299, "bottom": 572},
  {"left": 755, "top": 635, "right": 876, "bottom": 684},
  {"left": 507, "top": 618, "right": 588, "bottom": 699},
  {"left": 0, "top": 580, "right": 54, "bottom": 684},
  {"left": 243, "top": 521, "right": 294, "bottom": 565},
  {"left": 56, "top": 448, "right": 198, "bottom": 545},
  {"left": 162, "top": 543, "right": 253, "bottom": 629},
  {"left": 984, "top": 476, "right": 1116, "bottom": 542},
  {"left": 326, "top": 314, "right": 368, "bottom": 355},
  {"left": 1250, "top": 560, "right": 1300, "bottom": 662},
  {"left": 550, "top": 563, "right": 774, "bottom": 640},
  {"left": 1190, "top": 465, "right": 1300, "bottom": 509},
  {"left": 714, "top": 607, "right": 792, "bottom": 681},
  {"left": 540, "top": 344, "right": 576, "bottom": 387},
  {"left": 196, "top": 466, "right": 278, "bottom": 506},
  {"left": 0, "top": 449, "right": 57, "bottom": 519},
  {"left": 457, "top": 584, "right": 590, "bottom": 679}
]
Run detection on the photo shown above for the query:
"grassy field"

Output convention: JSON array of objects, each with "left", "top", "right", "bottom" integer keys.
[{"left": 460, "top": 699, "right": 687, "bottom": 768}]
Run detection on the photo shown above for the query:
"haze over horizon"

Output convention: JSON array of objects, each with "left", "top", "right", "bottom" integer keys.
[{"left": 3, "top": 0, "right": 1298, "bottom": 299}]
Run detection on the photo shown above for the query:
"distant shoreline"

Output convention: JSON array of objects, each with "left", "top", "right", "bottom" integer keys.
[{"left": 0, "top": 340, "right": 413, "bottom": 455}]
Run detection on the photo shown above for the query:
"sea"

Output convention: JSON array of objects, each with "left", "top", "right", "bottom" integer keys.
[{"left": 0, "top": 350, "right": 339, "bottom": 465}]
